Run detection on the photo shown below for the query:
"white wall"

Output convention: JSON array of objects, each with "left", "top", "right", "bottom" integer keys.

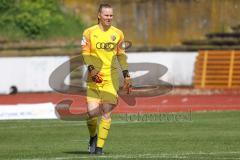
[
  {"left": 0, "top": 56, "right": 70, "bottom": 94},
  {"left": 127, "top": 52, "right": 198, "bottom": 86}
]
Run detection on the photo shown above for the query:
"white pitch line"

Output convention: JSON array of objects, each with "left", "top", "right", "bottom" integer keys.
[
  {"left": 18, "top": 151, "right": 240, "bottom": 160},
  {"left": 0, "top": 120, "right": 179, "bottom": 130},
  {"left": 0, "top": 123, "right": 85, "bottom": 129}
]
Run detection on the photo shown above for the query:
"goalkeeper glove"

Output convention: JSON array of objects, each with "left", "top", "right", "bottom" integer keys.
[
  {"left": 88, "top": 65, "right": 103, "bottom": 83},
  {"left": 122, "top": 70, "right": 132, "bottom": 94}
]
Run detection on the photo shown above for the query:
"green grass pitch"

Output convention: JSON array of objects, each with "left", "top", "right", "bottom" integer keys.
[{"left": 0, "top": 111, "right": 240, "bottom": 160}]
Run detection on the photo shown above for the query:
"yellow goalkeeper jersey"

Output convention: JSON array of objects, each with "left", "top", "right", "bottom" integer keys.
[{"left": 81, "top": 25, "right": 128, "bottom": 80}]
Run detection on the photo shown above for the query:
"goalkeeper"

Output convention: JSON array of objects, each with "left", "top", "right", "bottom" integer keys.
[{"left": 81, "top": 3, "right": 132, "bottom": 155}]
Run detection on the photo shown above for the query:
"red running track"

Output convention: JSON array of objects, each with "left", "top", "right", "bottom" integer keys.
[{"left": 0, "top": 92, "right": 240, "bottom": 113}]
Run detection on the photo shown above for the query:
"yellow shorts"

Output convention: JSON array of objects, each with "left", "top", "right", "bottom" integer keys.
[{"left": 86, "top": 77, "right": 119, "bottom": 105}]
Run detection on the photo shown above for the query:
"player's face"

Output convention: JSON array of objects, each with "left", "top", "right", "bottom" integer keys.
[{"left": 98, "top": 8, "right": 113, "bottom": 27}]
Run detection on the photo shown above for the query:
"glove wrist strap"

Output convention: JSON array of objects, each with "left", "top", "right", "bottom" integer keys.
[
  {"left": 88, "top": 65, "right": 95, "bottom": 72},
  {"left": 122, "top": 70, "right": 130, "bottom": 78}
]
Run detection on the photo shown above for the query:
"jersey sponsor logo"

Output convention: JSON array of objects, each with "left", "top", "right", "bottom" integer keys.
[
  {"left": 96, "top": 42, "right": 117, "bottom": 51},
  {"left": 81, "top": 36, "right": 87, "bottom": 46}
]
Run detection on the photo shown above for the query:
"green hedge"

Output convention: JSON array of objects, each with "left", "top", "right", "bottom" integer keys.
[{"left": 0, "top": 0, "right": 85, "bottom": 39}]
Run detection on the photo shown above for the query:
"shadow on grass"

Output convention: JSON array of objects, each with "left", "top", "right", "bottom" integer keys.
[
  {"left": 64, "top": 151, "right": 90, "bottom": 155},
  {"left": 64, "top": 150, "right": 109, "bottom": 155}
]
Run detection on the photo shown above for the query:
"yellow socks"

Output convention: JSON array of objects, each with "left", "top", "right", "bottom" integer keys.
[
  {"left": 87, "top": 117, "right": 98, "bottom": 137},
  {"left": 97, "top": 118, "right": 111, "bottom": 148},
  {"left": 87, "top": 117, "right": 112, "bottom": 148}
]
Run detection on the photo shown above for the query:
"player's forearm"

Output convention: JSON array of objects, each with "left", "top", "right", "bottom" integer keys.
[
  {"left": 82, "top": 52, "right": 102, "bottom": 83},
  {"left": 117, "top": 54, "right": 131, "bottom": 81},
  {"left": 117, "top": 54, "right": 128, "bottom": 71},
  {"left": 82, "top": 52, "right": 94, "bottom": 66}
]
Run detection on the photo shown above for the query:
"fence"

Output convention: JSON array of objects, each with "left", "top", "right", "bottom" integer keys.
[{"left": 194, "top": 50, "right": 240, "bottom": 89}]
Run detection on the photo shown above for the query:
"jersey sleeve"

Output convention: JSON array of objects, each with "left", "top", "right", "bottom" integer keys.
[
  {"left": 117, "top": 31, "right": 128, "bottom": 71},
  {"left": 81, "top": 29, "right": 93, "bottom": 66}
]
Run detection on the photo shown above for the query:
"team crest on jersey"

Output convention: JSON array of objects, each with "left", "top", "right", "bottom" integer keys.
[
  {"left": 81, "top": 36, "right": 87, "bottom": 46},
  {"left": 111, "top": 35, "right": 116, "bottom": 41}
]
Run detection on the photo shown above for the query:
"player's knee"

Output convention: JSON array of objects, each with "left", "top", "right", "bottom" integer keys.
[
  {"left": 102, "top": 113, "right": 111, "bottom": 120},
  {"left": 87, "top": 110, "right": 98, "bottom": 118},
  {"left": 87, "top": 102, "right": 100, "bottom": 118},
  {"left": 102, "top": 103, "right": 116, "bottom": 113}
]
